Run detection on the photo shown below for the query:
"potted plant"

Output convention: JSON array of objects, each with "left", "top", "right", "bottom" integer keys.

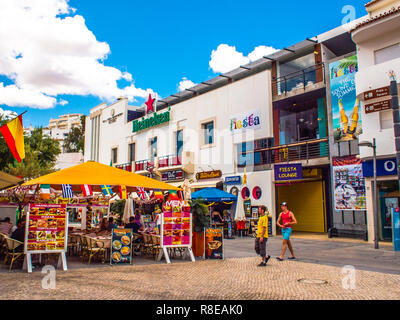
[{"left": 190, "top": 199, "right": 209, "bottom": 257}]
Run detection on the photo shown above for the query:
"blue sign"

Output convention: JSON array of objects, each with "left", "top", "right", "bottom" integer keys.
[
  {"left": 225, "top": 176, "right": 241, "bottom": 185},
  {"left": 362, "top": 158, "right": 397, "bottom": 177},
  {"left": 391, "top": 208, "right": 400, "bottom": 251},
  {"left": 274, "top": 163, "right": 303, "bottom": 181}
]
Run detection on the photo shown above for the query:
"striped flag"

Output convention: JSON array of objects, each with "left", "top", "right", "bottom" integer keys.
[
  {"left": 119, "top": 185, "right": 127, "bottom": 199},
  {"left": 137, "top": 187, "right": 148, "bottom": 200},
  {"left": 81, "top": 184, "right": 93, "bottom": 197},
  {"left": 62, "top": 184, "right": 73, "bottom": 198},
  {"left": 0, "top": 113, "right": 25, "bottom": 163},
  {"left": 101, "top": 185, "right": 113, "bottom": 196},
  {"left": 40, "top": 184, "right": 51, "bottom": 200}
]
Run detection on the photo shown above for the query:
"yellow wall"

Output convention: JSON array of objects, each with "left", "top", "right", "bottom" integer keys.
[{"left": 277, "top": 181, "right": 326, "bottom": 233}]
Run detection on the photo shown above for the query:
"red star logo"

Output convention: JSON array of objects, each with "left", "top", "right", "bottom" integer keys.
[{"left": 145, "top": 93, "right": 155, "bottom": 114}]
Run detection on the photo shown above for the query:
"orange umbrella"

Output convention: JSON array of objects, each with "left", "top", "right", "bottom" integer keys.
[{"left": 21, "top": 161, "right": 181, "bottom": 193}]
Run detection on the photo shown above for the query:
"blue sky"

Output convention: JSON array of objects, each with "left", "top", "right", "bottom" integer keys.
[{"left": 0, "top": 0, "right": 367, "bottom": 127}]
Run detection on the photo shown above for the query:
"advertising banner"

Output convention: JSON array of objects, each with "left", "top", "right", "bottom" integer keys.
[
  {"left": 205, "top": 228, "right": 223, "bottom": 259},
  {"left": 329, "top": 55, "right": 361, "bottom": 143},
  {"left": 162, "top": 200, "right": 191, "bottom": 247},
  {"left": 274, "top": 163, "right": 303, "bottom": 181},
  {"left": 110, "top": 228, "right": 133, "bottom": 264},
  {"left": 25, "top": 204, "right": 68, "bottom": 253},
  {"left": 229, "top": 109, "right": 262, "bottom": 134},
  {"left": 333, "top": 157, "right": 366, "bottom": 211}
]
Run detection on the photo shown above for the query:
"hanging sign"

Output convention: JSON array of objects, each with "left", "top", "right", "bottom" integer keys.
[
  {"left": 205, "top": 228, "right": 223, "bottom": 259},
  {"left": 196, "top": 170, "right": 222, "bottom": 180},
  {"left": 110, "top": 228, "right": 133, "bottom": 264},
  {"left": 363, "top": 86, "right": 390, "bottom": 101},
  {"left": 364, "top": 99, "right": 391, "bottom": 114}
]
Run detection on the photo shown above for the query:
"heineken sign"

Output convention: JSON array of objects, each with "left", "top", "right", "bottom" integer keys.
[{"left": 132, "top": 108, "right": 170, "bottom": 133}]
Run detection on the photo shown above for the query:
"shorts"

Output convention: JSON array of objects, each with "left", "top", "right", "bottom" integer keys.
[
  {"left": 282, "top": 228, "right": 292, "bottom": 240},
  {"left": 254, "top": 237, "right": 268, "bottom": 258}
]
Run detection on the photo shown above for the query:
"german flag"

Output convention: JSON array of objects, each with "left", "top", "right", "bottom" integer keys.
[{"left": 0, "top": 114, "right": 25, "bottom": 163}]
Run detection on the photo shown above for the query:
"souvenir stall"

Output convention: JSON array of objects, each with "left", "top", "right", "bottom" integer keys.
[{"left": 15, "top": 161, "right": 182, "bottom": 272}]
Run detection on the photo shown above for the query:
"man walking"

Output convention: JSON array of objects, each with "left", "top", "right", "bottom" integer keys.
[
  {"left": 276, "top": 202, "right": 297, "bottom": 261},
  {"left": 255, "top": 205, "right": 271, "bottom": 267}
]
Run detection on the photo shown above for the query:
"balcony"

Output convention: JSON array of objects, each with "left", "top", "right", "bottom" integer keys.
[
  {"left": 238, "top": 138, "right": 329, "bottom": 168},
  {"left": 115, "top": 163, "right": 132, "bottom": 172},
  {"left": 273, "top": 63, "right": 325, "bottom": 98},
  {"left": 158, "top": 154, "right": 182, "bottom": 170},
  {"left": 134, "top": 159, "right": 155, "bottom": 173}
]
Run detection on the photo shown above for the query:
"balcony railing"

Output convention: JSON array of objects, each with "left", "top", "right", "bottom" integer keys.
[
  {"left": 115, "top": 163, "right": 132, "bottom": 172},
  {"left": 134, "top": 159, "right": 155, "bottom": 172},
  {"left": 158, "top": 154, "right": 182, "bottom": 168},
  {"left": 238, "top": 138, "right": 329, "bottom": 167},
  {"left": 273, "top": 63, "right": 325, "bottom": 96}
]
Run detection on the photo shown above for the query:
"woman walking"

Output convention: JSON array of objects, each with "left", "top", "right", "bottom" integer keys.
[{"left": 276, "top": 202, "right": 297, "bottom": 261}]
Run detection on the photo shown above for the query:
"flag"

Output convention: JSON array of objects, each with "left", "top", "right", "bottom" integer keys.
[
  {"left": 40, "top": 184, "right": 50, "bottom": 200},
  {"left": 119, "top": 185, "right": 127, "bottom": 199},
  {"left": 101, "top": 185, "right": 113, "bottom": 196},
  {"left": 177, "top": 190, "right": 184, "bottom": 200},
  {"left": 154, "top": 190, "right": 164, "bottom": 200},
  {"left": 81, "top": 184, "right": 93, "bottom": 197},
  {"left": 0, "top": 114, "right": 25, "bottom": 163},
  {"left": 62, "top": 184, "right": 73, "bottom": 198},
  {"left": 137, "top": 187, "right": 148, "bottom": 200}
]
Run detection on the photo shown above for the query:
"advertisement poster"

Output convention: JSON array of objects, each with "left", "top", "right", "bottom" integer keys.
[
  {"left": 333, "top": 157, "right": 366, "bottom": 211},
  {"left": 110, "top": 228, "right": 133, "bottom": 264},
  {"left": 329, "top": 55, "right": 361, "bottom": 142},
  {"left": 162, "top": 200, "right": 191, "bottom": 247},
  {"left": 205, "top": 228, "right": 223, "bottom": 259},
  {"left": 244, "top": 199, "right": 251, "bottom": 217},
  {"left": 25, "top": 204, "right": 68, "bottom": 253}
]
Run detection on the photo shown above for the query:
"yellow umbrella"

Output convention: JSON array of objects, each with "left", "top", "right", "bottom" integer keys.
[
  {"left": 21, "top": 161, "right": 182, "bottom": 193},
  {"left": 0, "top": 171, "right": 23, "bottom": 190}
]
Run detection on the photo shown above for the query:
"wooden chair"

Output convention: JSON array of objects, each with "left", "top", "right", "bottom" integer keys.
[
  {"left": 79, "top": 235, "right": 89, "bottom": 261},
  {"left": 67, "top": 235, "right": 79, "bottom": 256},
  {"left": 141, "top": 233, "right": 153, "bottom": 256},
  {"left": 132, "top": 233, "right": 141, "bottom": 256},
  {"left": 151, "top": 235, "right": 161, "bottom": 260},
  {"left": 0, "top": 232, "right": 7, "bottom": 258},
  {"left": 86, "top": 236, "right": 106, "bottom": 264},
  {"left": 4, "top": 237, "right": 24, "bottom": 270}
]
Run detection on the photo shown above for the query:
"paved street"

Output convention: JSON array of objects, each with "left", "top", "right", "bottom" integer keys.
[{"left": 1, "top": 236, "right": 400, "bottom": 300}]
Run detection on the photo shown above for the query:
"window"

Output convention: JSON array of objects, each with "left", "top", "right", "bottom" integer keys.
[
  {"left": 150, "top": 137, "right": 157, "bottom": 159},
  {"left": 176, "top": 130, "right": 183, "bottom": 155},
  {"left": 111, "top": 148, "right": 118, "bottom": 164},
  {"left": 202, "top": 121, "right": 214, "bottom": 145},
  {"left": 375, "top": 43, "right": 400, "bottom": 65},
  {"left": 128, "top": 143, "right": 135, "bottom": 163}
]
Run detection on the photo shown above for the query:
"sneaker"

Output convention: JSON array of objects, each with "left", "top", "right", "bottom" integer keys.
[
  {"left": 276, "top": 257, "right": 284, "bottom": 261},
  {"left": 265, "top": 255, "right": 271, "bottom": 264},
  {"left": 257, "top": 262, "right": 266, "bottom": 267}
]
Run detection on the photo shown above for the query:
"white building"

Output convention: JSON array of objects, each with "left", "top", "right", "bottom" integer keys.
[
  {"left": 351, "top": 0, "right": 400, "bottom": 242},
  {"left": 48, "top": 113, "right": 83, "bottom": 152}
]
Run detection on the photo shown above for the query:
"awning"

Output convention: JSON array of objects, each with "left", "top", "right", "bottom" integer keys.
[
  {"left": 21, "top": 161, "right": 182, "bottom": 192},
  {"left": 0, "top": 171, "right": 23, "bottom": 190},
  {"left": 191, "top": 188, "right": 237, "bottom": 202}
]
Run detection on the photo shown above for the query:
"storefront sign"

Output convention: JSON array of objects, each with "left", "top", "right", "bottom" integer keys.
[
  {"left": 161, "top": 169, "right": 184, "bottom": 182},
  {"left": 225, "top": 176, "right": 241, "bottom": 185},
  {"left": 132, "top": 108, "right": 170, "bottom": 133},
  {"left": 103, "top": 109, "right": 123, "bottom": 124},
  {"left": 329, "top": 55, "right": 361, "bottom": 142},
  {"left": 230, "top": 110, "right": 261, "bottom": 133},
  {"left": 25, "top": 204, "right": 68, "bottom": 253},
  {"left": 196, "top": 170, "right": 222, "bottom": 180},
  {"left": 274, "top": 163, "right": 303, "bottom": 181},
  {"left": 362, "top": 158, "right": 398, "bottom": 177},
  {"left": 333, "top": 157, "right": 366, "bottom": 211},
  {"left": 205, "top": 228, "right": 223, "bottom": 259},
  {"left": 110, "top": 228, "right": 133, "bottom": 264},
  {"left": 365, "top": 99, "right": 391, "bottom": 114},
  {"left": 364, "top": 86, "right": 390, "bottom": 101}
]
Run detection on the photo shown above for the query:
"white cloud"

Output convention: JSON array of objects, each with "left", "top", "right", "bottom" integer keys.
[
  {"left": 209, "top": 44, "right": 279, "bottom": 74},
  {"left": 177, "top": 77, "right": 197, "bottom": 92},
  {"left": 0, "top": 0, "right": 156, "bottom": 109},
  {"left": 0, "top": 108, "right": 18, "bottom": 121}
]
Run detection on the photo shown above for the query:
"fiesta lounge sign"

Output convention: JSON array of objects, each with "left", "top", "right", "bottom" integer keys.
[
  {"left": 274, "top": 163, "right": 302, "bottom": 181},
  {"left": 132, "top": 108, "right": 170, "bottom": 133},
  {"left": 230, "top": 110, "right": 261, "bottom": 133}
]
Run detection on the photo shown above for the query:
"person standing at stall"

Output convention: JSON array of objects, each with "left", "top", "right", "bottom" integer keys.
[
  {"left": 255, "top": 205, "right": 270, "bottom": 267},
  {"left": 276, "top": 202, "right": 297, "bottom": 261}
]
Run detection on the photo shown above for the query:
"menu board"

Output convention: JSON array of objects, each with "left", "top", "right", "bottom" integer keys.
[
  {"left": 110, "top": 228, "right": 133, "bottom": 264},
  {"left": 162, "top": 200, "right": 191, "bottom": 247},
  {"left": 25, "top": 204, "right": 68, "bottom": 253},
  {"left": 205, "top": 228, "right": 223, "bottom": 259}
]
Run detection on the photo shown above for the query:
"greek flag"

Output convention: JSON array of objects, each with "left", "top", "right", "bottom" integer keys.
[{"left": 62, "top": 184, "right": 73, "bottom": 198}]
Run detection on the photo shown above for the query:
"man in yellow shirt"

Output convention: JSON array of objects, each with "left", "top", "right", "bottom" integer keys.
[{"left": 255, "top": 205, "right": 271, "bottom": 267}]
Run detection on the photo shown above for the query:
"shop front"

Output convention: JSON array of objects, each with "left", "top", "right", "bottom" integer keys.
[
  {"left": 274, "top": 163, "right": 331, "bottom": 233},
  {"left": 363, "top": 157, "right": 399, "bottom": 242}
]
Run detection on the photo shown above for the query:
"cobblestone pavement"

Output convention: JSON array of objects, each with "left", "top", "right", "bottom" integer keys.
[{"left": 1, "top": 257, "right": 400, "bottom": 300}]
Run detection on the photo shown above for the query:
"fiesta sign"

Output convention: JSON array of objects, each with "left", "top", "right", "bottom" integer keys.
[
  {"left": 132, "top": 108, "right": 170, "bottom": 133},
  {"left": 274, "top": 164, "right": 303, "bottom": 181},
  {"left": 230, "top": 110, "right": 261, "bottom": 133}
]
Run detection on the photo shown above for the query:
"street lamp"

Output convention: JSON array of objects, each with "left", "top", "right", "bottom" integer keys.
[{"left": 358, "top": 138, "right": 379, "bottom": 249}]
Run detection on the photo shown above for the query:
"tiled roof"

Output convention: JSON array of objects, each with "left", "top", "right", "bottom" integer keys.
[{"left": 351, "top": 5, "right": 400, "bottom": 32}]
